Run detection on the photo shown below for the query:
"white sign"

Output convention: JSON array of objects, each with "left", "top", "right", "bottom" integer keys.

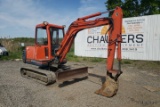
[
  {"left": 122, "top": 17, "right": 145, "bottom": 53},
  {"left": 75, "top": 15, "right": 160, "bottom": 61}
]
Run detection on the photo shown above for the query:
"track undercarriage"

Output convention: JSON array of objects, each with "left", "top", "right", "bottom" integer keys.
[{"left": 20, "top": 64, "right": 88, "bottom": 85}]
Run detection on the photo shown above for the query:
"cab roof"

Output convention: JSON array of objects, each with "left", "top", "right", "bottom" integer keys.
[{"left": 36, "top": 21, "right": 64, "bottom": 29}]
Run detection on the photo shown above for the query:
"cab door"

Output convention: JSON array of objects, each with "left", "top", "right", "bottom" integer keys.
[
  {"left": 49, "top": 27, "right": 61, "bottom": 56},
  {"left": 35, "top": 27, "right": 49, "bottom": 61}
]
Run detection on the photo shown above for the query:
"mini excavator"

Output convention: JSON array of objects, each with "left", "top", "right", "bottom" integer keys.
[{"left": 21, "top": 7, "right": 123, "bottom": 97}]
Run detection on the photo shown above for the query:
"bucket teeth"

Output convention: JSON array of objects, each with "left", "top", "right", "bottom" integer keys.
[{"left": 95, "top": 76, "right": 118, "bottom": 97}]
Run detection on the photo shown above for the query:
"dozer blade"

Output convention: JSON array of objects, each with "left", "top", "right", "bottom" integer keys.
[
  {"left": 20, "top": 67, "right": 56, "bottom": 85},
  {"left": 95, "top": 76, "right": 118, "bottom": 97},
  {"left": 56, "top": 67, "right": 88, "bottom": 83}
]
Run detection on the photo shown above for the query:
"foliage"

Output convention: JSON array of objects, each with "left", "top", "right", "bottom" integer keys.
[
  {"left": 106, "top": 0, "right": 122, "bottom": 16},
  {"left": 0, "top": 37, "right": 34, "bottom": 60},
  {"left": 0, "top": 51, "right": 22, "bottom": 60},
  {"left": 0, "top": 38, "right": 34, "bottom": 52},
  {"left": 141, "top": 0, "right": 160, "bottom": 15},
  {"left": 106, "top": 0, "right": 122, "bottom": 11},
  {"left": 13, "top": 37, "right": 34, "bottom": 43},
  {"left": 122, "top": 0, "right": 140, "bottom": 17},
  {"left": 105, "top": 0, "right": 160, "bottom": 17}
]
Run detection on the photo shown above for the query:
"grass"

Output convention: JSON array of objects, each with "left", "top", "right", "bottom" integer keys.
[
  {"left": 121, "top": 59, "right": 160, "bottom": 71},
  {"left": 0, "top": 51, "right": 22, "bottom": 60},
  {"left": 134, "top": 60, "right": 160, "bottom": 70},
  {"left": 121, "top": 59, "right": 132, "bottom": 64}
]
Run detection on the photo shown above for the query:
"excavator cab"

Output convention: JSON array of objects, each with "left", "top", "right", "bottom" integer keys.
[
  {"left": 22, "top": 22, "right": 65, "bottom": 67},
  {"left": 36, "top": 22, "right": 64, "bottom": 60}
]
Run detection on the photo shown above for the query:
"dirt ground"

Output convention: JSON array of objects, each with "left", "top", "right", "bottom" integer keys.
[{"left": 0, "top": 60, "right": 160, "bottom": 107}]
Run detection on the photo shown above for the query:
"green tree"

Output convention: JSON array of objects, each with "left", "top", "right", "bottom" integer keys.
[
  {"left": 122, "top": 0, "right": 140, "bottom": 17},
  {"left": 105, "top": 0, "right": 160, "bottom": 17},
  {"left": 105, "top": 0, "right": 122, "bottom": 16},
  {"left": 141, "top": 0, "right": 160, "bottom": 15}
]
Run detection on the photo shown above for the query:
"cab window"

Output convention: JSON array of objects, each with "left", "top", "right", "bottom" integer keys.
[
  {"left": 36, "top": 27, "right": 48, "bottom": 45},
  {"left": 50, "top": 27, "right": 63, "bottom": 45}
]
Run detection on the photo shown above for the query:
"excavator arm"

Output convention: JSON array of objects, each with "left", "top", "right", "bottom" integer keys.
[{"left": 56, "top": 7, "right": 123, "bottom": 78}]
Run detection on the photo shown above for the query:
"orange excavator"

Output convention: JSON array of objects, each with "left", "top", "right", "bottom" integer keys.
[{"left": 21, "top": 7, "right": 123, "bottom": 97}]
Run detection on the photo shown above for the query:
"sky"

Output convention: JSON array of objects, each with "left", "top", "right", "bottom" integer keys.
[{"left": 0, "top": 0, "right": 107, "bottom": 38}]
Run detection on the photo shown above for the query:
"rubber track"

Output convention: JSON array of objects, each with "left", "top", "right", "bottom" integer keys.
[{"left": 20, "top": 67, "right": 56, "bottom": 85}]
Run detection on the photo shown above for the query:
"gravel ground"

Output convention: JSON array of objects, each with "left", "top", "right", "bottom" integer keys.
[{"left": 0, "top": 60, "right": 160, "bottom": 107}]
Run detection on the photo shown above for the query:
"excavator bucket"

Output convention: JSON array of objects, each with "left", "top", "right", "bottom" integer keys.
[{"left": 95, "top": 75, "right": 118, "bottom": 97}]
